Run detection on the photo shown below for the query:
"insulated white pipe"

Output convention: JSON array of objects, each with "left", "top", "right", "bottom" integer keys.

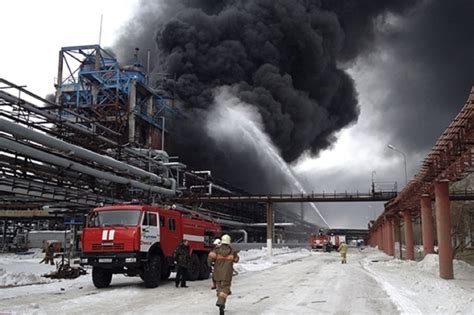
[
  {"left": 0, "top": 117, "right": 174, "bottom": 188},
  {"left": 0, "top": 176, "right": 121, "bottom": 205},
  {"left": 0, "top": 137, "right": 176, "bottom": 196}
]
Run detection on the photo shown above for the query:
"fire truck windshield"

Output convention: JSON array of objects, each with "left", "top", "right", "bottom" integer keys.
[{"left": 88, "top": 210, "right": 141, "bottom": 227}]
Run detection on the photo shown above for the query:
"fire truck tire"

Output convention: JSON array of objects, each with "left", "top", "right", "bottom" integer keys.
[
  {"left": 199, "top": 254, "right": 210, "bottom": 280},
  {"left": 188, "top": 253, "right": 201, "bottom": 281},
  {"left": 143, "top": 255, "right": 162, "bottom": 288},
  {"left": 92, "top": 267, "right": 112, "bottom": 288}
]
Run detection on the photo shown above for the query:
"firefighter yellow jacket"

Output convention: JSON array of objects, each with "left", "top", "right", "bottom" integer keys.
[
  {"left": 208, "top": 244, "right": 239, "bottom": 281},
  {"left": 338, "top": 243, "right": 348, "bottom": 254}
]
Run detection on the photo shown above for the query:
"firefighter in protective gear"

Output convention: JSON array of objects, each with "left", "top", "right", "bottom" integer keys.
[
  {"left": 208, "top": 234, "right": 239, "bottom": 313},
  {"left": 210, "top": 238, "right": 221, "bottom": 290},
  {"left": 338, "top": 241, "right": 348, "bottom": 264},
  {"left": 39, "top": 243, "right": 55, "bottom": 265}
]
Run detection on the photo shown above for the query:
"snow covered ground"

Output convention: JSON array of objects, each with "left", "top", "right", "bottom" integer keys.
[{"left": 0, "top": 247, "right": 472, "bottom": 314}]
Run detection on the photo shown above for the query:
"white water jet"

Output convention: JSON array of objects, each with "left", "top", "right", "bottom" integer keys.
[{"left": 206, "top": 86, "right": 330, "bottom": 228}]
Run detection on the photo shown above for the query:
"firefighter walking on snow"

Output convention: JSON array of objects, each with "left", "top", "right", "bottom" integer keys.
[
  {"left": 208, "top": 234, "right": 239, "bottom": 314},
  {"left": 338, "top": 241, "right": 348, "bottom": 264},
  {"left": 39, "top": 243, "right": 55, "bottom": 265}
]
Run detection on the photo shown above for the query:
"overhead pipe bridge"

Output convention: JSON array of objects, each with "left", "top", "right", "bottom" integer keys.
[{"left": 368, "top": 87, "right": 474, "bottom": 279}]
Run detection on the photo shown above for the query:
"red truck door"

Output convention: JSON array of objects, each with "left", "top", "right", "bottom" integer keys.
[{"left": 159, "top": 211, "right": 181, "bottom": 256}]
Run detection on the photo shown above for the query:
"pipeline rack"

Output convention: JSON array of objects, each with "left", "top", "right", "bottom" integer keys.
[{"left": 0, "top": 78, "right": 182, "bottom": 210}]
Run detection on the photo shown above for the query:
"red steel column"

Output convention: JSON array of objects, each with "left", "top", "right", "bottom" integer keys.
[
  {"left": 376, "top": 226, "right": 380, "bottom": 249},
  {"left": 376, "top": 227, "right": 380, "bottom": 248},
  {"left": 387, "top": 217, "right": 395, "bottom": 256},
  {"left": 420, "top": 194, "right": 435, "bottom": 255},
  {"left": 403, "top": 210, "right": 415, "bottom": 260},
  {"left": 435, "top": 180, "right": 454, "bottom": 279},
  {"left": 379, "top": 225, "right": 384, "bottom": 251},
  {"left": 384, "top": 222, "right": 390, "bottom": 255},
  {"left": 382, "top": 223, "right": 387, "bottom": 254}
]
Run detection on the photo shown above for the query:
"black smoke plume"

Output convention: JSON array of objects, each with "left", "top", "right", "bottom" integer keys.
[{"left": 115, "top": 0, "right": 422, "bottom": 193}]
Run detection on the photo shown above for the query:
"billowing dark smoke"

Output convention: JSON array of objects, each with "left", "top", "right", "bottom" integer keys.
[
  {"left": 115, "top": 0, "right": 423, "bottom": 193},
  {"left": 319, "top": 0, "right": 421, "bottom": 61}
]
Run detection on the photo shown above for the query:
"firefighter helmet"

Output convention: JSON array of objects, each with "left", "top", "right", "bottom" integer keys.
[{"left": 221, "top": 234, "right": 231, "bottom": 245}]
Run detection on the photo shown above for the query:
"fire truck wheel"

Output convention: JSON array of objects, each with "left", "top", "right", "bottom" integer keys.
[
  {"left": 199, "top": 254, "right": 210, "bottom": 280},
  {"left": 188, "top": 253, "right": 201, "bottom": 281},
  {"left": 143, "top": 254, "right": 162, "bottom": 288},
  {"left": 92, "top": 267, "right": 112, "bottom": 288}
]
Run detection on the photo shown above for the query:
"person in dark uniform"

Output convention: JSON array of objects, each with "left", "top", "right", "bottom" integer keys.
[{"left": 173, "top": 240, "right": 191, "bottom": 288}]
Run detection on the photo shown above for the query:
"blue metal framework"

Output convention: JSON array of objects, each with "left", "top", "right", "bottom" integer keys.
[{"left": 55, "top": 44, "right": 180, "bottom": 145}]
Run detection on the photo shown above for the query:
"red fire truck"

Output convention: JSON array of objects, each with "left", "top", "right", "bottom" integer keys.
[
  {"left": 309, "top": 233, "right": 331, "bottom": 251},
  {"left": 80, "top": 204, "right": 221, "bottom": 288},
  {"left": 309, "top": 230, "right": 345, "bottom": 252}
]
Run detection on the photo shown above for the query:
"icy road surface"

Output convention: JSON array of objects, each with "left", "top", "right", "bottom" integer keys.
[{"left": 0, "top": 247, "right": 473, "bottom": 314}]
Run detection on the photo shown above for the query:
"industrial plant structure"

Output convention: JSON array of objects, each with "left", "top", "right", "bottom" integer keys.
[{"left": 0, "top": 45, "right": 318, "bottom": 252}]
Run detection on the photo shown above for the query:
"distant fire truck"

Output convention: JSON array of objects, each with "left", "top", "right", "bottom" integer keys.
[
  {"left": 80, "top": 204, "right": 221, "bottom": 288},
  {"left": 309, "top": 233, "right": 331, "bottom": 251},
  {"left": 309, "top": 230, "right": 345, "bottom": 252}
]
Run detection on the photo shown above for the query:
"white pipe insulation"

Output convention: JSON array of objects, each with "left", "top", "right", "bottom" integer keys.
[
  {"left": 0, "top": 117, "right": 176, "bottom": 191},
  {"left": 0, "top": 137, "right": 176, "bottom": 196}
]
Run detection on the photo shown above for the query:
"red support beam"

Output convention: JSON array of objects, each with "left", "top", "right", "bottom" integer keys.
[
  {"left": 403, "top": 210, "right": 415, "bottom": 260},
  {"left": 387, "top": 217, "right": 395, "bottom": 256},
  {"left": 420, "top": 194, "right": 435, "bottom": 255},
  {"left": 379, "top": 225, "right": 384, "bottom": 251},
  {"left": 377, "top": 226, "right": 382, "bottom": 250},
  {"left": 435, "top": 180, "right": 454, "bottom": 279},
  {"left": 382, "top": 223, "right": 387, "bottom": 254}
]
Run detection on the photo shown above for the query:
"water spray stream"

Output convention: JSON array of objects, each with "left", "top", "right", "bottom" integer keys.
[{"left": 206, "top": 87, "right": 330, "bottom": 228}]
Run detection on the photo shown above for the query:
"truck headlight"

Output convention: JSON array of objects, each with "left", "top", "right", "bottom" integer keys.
[
  {"left": 80, "top": 258, "right": 88, "bottom": 264},
  {"left": 125, "top": 257, "right": 136, "bottom": 263}
]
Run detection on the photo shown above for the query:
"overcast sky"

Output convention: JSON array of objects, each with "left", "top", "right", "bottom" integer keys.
[
  {"left": 0, "top": 0, "right": 136, "bottom": 96},
  {"left": 1, "top": 0, "right": 472, "bottom": 229}
]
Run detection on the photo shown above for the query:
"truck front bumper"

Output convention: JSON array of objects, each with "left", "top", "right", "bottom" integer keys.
[{"left": 80, "top": 252, "right": 142, "bottom": 268}]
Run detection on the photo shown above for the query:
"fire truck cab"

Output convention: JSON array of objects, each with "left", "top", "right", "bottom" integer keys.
[
  {"left": 309, "top": 233, "right": 331, "bottom": 251},
  {"left": 309, "top": 231, "right": 345, "bottom": 252},
  {"left": 80, "top": 204, "right": 221, "bottom": 288}
]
